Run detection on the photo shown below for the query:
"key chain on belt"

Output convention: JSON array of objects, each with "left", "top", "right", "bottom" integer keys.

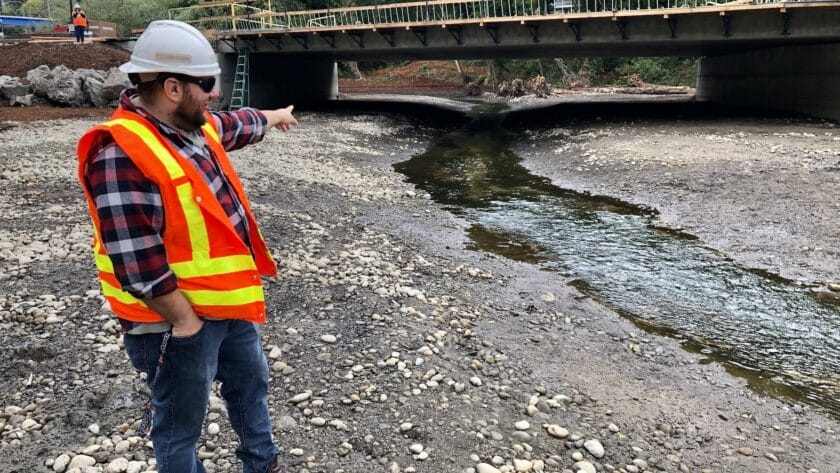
[{"left": 139, "top": 331, "right": 171, "bottom": 437}]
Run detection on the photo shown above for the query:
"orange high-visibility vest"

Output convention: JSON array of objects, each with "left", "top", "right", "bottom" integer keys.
[
  {"left": 77, "top": 107, "right": 278, "bottom": 324},
  {"left": 72, "top": 12, "right": 87, "bottom": 28}
]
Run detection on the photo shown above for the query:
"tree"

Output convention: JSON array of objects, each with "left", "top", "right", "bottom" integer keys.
[
  {"left": 19, "top": 0, "right": 57, "bottom": 19},
  {"left": 16, "top": 0, "right": 193, "bottom": 33}
]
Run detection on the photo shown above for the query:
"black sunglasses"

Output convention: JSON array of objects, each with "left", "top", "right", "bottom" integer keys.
[{"left": 158, "top": 73, "right": 216, "bottom": 93}]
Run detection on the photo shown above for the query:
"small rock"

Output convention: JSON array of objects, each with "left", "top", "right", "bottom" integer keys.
[
  {"left": 289, "top": 391, "right": 312, "bottom": 404},
  {"left": 320, "top": 334, "right": 337, "bottom": 344},
  {"left": 477, "top": 464, "right": 501, "bottom": 473},
  {"left": 207, "top": 422, "right": 220, "bottom": 435},
  {"left": 114, "top": 440, "right": 130, "bottom": 454},
  {"left": 513, "top": 458, "right": 534, "bottom": 472},
  {"left": 546, "top": 424, "right": 569, "bottom": 439},
  {"left": 738, "top": 447, "right": 754, "bottom": 456},
  {"left": 277, "top": 415, "right": 297, "bottom": 431},
  {"left": 53, "top": 454, "right": 71, "bottom": 473},
  {"left": 68, "top": 455, "right": 96, "bottom": 471},
  {"left": 106, "top": 457, "right": 129, "bottom": 473},
  {"left": 515, "top": 420, "right": 531, "bottom": 431},
  {"left": 126, "top": 461, "right": 145, "bottom": 473},
  {"left": 21, "top": 418, "right": 38, "bottom": 430},
  {"left": 584, "top": 439, "right": 605, "bottom": 458}
]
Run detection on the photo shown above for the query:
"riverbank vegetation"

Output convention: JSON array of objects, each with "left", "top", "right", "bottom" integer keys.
[{"left": 348, "top": 57, "right": 698, "bottom": 91}]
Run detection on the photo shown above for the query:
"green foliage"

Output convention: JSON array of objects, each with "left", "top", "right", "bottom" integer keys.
[
  {"left": 14, "top": 0, "right": 195, "bottom": 34},
  {"left": 86, "top": 0, "right": 168, "bottom": 34},
  {"left": 615, "top": 57, "right": 696, "bottom": 86},
  {"left": 17, "top": 0, "right": 59, "bottom": 19},
  {"left": 474, "top": 57, "right": 697, "bottom": 87}
]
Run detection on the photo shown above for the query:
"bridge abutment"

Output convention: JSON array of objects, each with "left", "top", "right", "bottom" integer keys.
[
  {"left": 219, "top": 54, "right": 338, "bottom": 108},
  {"left": 696, "top": 43, "right": 840, "bottom": 121}
]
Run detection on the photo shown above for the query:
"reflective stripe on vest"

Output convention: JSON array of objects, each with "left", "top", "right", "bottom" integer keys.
[{"left": 79, "top": 114, "right": 273, "bottom": 323}]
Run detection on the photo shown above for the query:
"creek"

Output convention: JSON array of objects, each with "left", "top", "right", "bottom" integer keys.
[{"left": 393, "top": 105, "right": 840, "bottom": 416}]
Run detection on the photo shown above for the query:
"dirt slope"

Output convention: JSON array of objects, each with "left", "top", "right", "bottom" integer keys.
[{"left": 0, "top": 42, "right": 129, "bottom": 78}]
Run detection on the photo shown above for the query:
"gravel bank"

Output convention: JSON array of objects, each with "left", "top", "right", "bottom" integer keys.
[
  {"left": 0, "top": 111, "right": 838, "bottom": 473},
  {"left": 514, "top": 117, "right": 840, "bottom": 288}
]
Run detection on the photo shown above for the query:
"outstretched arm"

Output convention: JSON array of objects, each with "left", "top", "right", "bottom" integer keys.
[{"left": 211, "top": 105, "right": 298, "bottom": 151}]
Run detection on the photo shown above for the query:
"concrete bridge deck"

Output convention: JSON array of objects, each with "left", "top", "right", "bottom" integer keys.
[
  {"left": 179, "top": 0, "right": 840, "bottom": 58},
  {"left": 173, "top": 0, "right": 840, "bottom": 119}
]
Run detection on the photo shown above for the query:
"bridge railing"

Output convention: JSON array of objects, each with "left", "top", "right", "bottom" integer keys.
[{"left": 169, "top": 0, "right": 786, "bottom": 33}]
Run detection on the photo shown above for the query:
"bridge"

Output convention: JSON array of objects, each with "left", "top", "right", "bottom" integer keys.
[{"left": 172, "top": 0, "right": 840, "bottom": 119}]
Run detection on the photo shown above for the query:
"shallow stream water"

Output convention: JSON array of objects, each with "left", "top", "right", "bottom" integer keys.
[{"left": 394, "top": 105, "right": 840, "bottom": 416}]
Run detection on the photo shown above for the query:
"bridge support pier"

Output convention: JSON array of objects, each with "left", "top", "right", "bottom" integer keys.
[
  {"left": 219, "top": 54, "right": 338, "bottom": 108},
  {"left": 696, "top": 43, "right": 840, "bottom": 121}
]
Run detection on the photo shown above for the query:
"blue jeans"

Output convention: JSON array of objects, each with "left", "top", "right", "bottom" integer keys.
[{"left": 124, "top": 320, "right": 278, "bottom": 473}]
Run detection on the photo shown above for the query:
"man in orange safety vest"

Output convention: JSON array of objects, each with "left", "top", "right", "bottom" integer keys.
[{"left": 77, "top": 20, "right": 297, "bottom": 473}]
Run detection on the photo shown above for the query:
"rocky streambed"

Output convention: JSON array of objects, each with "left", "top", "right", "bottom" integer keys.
[{"left": 0, "top": 108, "right": 838, "bottom": 473}]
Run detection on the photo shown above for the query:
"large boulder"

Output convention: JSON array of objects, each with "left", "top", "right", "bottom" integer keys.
[
  {"left": 102, "top": 68, "right": 131, "bottom": 103},
  {"left": 83, "top": 76, "right": 108, "bottom": 106},
  {"left": 74, "top": 68, "right": 104, "bottom": 84},
  {"left": 0, "top": 75, "right": 30, "bottom": 100},
  {"left": 27, "top": 65, "right": 87, "bottom": 106},
  {"left": 26, "top": 65, "right": 52, "bottom": 98},
  {"left": 84, "top": 69, "right": 129, "bottom": 106},
  {"left": 78, "top": 69, "right": 106, "bottom": 106}
]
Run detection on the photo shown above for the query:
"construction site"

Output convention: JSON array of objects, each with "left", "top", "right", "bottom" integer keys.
[{"left": 1, "top": 0, "right": 840, "bottom": 473}]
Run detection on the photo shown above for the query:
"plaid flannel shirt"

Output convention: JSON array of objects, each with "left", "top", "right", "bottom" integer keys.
[{"left": 84, "top": 89, "right": 268, "bottom": 302}]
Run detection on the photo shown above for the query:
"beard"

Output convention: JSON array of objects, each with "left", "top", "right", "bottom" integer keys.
[{"left": 172, "top": 88, "right": 207, "bottom": 132}]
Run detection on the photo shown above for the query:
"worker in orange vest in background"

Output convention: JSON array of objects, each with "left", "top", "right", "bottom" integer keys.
[{"left": 72, "top": 3, "right": 88, "bottom": 43}]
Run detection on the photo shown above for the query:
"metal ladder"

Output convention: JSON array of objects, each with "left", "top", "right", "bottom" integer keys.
[{"left": 229, "top": 48, "right": 249, "bottom": 110}]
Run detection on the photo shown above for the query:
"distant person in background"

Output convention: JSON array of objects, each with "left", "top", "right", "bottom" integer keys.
[{"left": 72, "top": 3, "right": 88, "bottom": 43}]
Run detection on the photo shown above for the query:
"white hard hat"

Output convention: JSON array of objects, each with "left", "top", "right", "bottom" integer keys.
[
  {"left": 74, "top": 3, "right": 80, "bottom": 8},
  {"left": 119, "top": 20, "right": 220, "bottom": 77}
]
